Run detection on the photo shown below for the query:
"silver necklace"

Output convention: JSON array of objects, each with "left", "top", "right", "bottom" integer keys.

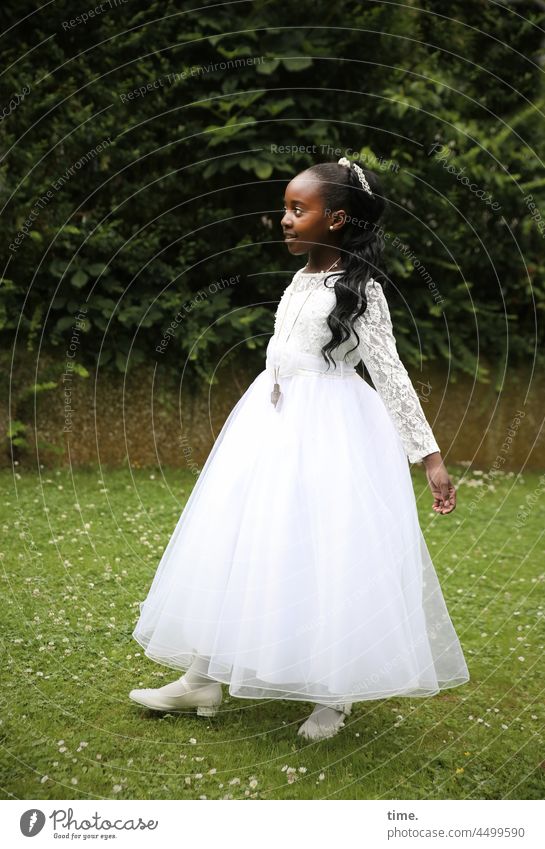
[{"left": 270, "top": 257, "right": 341, "bottom": 407}]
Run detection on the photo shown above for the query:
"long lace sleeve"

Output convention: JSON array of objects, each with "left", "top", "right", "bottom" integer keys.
[{"left": 355, "top": 279, "right": 441, "bottom": 464}]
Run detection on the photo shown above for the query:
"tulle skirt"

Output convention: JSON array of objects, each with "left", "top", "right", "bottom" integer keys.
[{"left": 131, "top": 341, "right": 470, "bottom": 704}]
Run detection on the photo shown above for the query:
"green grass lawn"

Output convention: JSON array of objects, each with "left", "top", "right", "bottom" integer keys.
[{"left": 1, "top": 464, "right": 544, "bottom": 800}]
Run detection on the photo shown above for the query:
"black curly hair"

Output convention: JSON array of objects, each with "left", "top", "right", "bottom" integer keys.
[{"left": 303, "top": 160, "right": 388, "bottom": 369}]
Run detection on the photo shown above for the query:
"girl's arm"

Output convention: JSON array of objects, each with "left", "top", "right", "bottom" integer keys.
[{"left": 354, "top": 278, "right": 441, "bottom": 465}]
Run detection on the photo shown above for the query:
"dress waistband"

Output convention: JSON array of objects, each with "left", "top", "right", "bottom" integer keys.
[{"left": 265, "top": 337, "right": 358, "bottom": 379}]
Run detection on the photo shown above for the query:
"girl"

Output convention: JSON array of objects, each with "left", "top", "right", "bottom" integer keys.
[{"left": 129, "top": 156, "right": 469, "bottom": 741}]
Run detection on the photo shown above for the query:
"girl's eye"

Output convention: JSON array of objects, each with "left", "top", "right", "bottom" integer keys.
[{"left": 282, "top": 206, "right": 303, "bottom": 216}]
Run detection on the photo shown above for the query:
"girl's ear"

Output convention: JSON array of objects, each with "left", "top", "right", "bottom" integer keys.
[{"left": 329, "top": 209, "right": 348, "bottom": 230}]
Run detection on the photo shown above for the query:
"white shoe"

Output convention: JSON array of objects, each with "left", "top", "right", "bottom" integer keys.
[
  {"left": 129, "top": 677, "right": 223, "bottom": 716},
  {"left": 297, "top": 702, "right": 352, "bottom": 741}
]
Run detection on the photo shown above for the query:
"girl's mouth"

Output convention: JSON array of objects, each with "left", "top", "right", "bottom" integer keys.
[{"left": 284, "top": 235, "right": 298, "bottom": 241}]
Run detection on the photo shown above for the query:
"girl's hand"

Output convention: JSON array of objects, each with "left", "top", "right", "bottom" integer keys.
[{"left": 423, "top": 452, "right": 456, "bottom": 514}]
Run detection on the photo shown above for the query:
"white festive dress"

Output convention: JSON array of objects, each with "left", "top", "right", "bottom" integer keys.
[{"left": 132, "top": 269, "right": 470, "bottom": 704}]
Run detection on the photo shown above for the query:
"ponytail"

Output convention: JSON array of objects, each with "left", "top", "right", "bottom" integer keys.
[{"left": 305, "top": 161, "right": 388, "bottom": 369}]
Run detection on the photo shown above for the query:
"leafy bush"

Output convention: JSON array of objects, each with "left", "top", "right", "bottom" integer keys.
[{"left": 0, "top": 0, "right": 542, "bottom": 389}]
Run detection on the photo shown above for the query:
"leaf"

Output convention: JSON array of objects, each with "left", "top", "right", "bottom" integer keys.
[
  {"left": 256, "top": 58, "right": 281, "bottom": 75},
  {"left": 281, "top": 57, "right": 313, "bottom": 71},
  {"left": 54, "top": 316, "right": 77, "bottom": 332},
  {"left": 207, "top": 116, "right": 257, "bottom": 147},
  {"left": 71, "top": 270, "right": 89, "bottom": 288},
  {"left": 72, "top": 363, "right": 89, "bottom": 378},
  {"left": 7, "top": 420, "right": 27, "bottom": 438},
  {"left": 86, "top": 263, "right": 108, "bottom": 276},
  {"left": 30, "top": 381, "right": 57, "bottom": 394},
  {"left": 268, "top": 97, "right": 295, "bottom": 116},
  {"left": 115, "top": 350, "right": 127, "bottom": 372},
  {"left": 97, "top": 348, "right": 112, "bottom": 365},
  {"left": 49, "top": 260, "right": 67, "bottom": 278},
  {"left": 254, "top": 162, "right": 273, "bottom": 179},
  {"left": 520, "top": 177, "right": 545, "bottom": 191}
]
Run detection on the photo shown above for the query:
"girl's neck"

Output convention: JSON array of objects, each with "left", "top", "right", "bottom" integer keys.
[{"left": 304, "top": 249, "right": 343, "bottom": 274}]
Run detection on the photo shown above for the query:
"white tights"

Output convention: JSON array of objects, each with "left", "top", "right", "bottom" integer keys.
[
  {"left": 301, "top": 703, "right": 347, "bottom": 735},
  {"left": 182, "top": 654, "right": 215, "bottom": 686},
  {"left": 180, "top": 658, "right": 348, "bottom": 736}
]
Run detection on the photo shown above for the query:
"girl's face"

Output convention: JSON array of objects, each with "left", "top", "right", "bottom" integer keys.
[{"left": 281, "top": 174, "right": 342, "bottom": 257}]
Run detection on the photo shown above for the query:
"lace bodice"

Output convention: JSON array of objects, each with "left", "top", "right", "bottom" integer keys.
[{"left": 271, "top": 268, "right": 440, "bottom": 464}]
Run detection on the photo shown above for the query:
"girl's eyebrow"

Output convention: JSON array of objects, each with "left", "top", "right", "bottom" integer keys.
[{"left": 282, "top": 198, "right": 307, "bottom": 205}]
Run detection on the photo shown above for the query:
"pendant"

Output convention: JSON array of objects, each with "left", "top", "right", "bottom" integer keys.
[{"left": 271, "top": 382, "right": 281, "bottom": 407}]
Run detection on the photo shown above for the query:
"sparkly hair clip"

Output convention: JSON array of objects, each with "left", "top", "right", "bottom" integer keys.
[{"left": 338, "top": 156, "right": 373, "bottom": 196}]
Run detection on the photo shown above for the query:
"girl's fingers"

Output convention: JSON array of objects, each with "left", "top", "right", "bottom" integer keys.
[
  {"left": 441, "top": 485, "right": 451, "bottom": 504},
  {"left": 431, "top": 482, "right": 456, "bottom": 513},
  {"left": 429, "top": 476, "right": 457, "bottom": 513}
]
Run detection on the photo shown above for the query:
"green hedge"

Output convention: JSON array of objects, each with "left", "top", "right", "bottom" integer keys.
[{"left": 1, "top": 0, "right": 543, "bottom": 394}]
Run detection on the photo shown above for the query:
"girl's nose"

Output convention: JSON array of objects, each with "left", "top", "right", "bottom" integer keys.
[{"left": 280, "top": 209, "right": 292, "bottom": 228}]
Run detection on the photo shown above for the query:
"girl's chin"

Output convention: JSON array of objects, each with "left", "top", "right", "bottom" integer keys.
[{"left": 285, "top": 240, "right": 307, "bottom": 254}]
